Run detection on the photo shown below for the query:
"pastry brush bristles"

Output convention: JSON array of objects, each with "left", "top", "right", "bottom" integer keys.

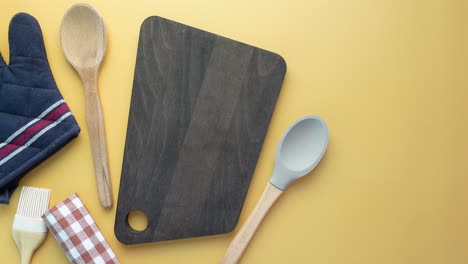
[{"left": 16, "top": 187, "right": 51, "bottom": 218}]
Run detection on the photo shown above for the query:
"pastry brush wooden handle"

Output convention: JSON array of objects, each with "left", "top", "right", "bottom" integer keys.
[
  {"left": 219, "top": 183, "right": 283, "bottom": 264},
  {"left": 12, "top": 229, "right": 47, "bottom": 264}
]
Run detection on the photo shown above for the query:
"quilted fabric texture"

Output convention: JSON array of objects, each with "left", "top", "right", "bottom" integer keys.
[{"left": 0, "top": 13, "right": 80, "bottom": 204}]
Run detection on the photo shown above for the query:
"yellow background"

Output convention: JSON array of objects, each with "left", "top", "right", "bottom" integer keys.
[{"left": 1, "top": 0, "right": 467, "bottom": 263}]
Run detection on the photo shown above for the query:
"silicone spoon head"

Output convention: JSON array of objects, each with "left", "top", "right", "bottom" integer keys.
[
  {"left": 269, "top": 115, "right": 329, "bottom": 190},
  {"left": 60, "top": 3, "right": 106, "bottom": 70}
]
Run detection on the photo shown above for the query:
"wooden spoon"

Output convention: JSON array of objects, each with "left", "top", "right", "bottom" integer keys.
[{"left": 60, "top": 3, "right": 112, "bottom": 208}]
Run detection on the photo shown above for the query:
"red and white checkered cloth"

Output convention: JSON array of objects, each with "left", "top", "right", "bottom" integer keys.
[{"left": 42, "top": 194, "right": 120, "bottom": 264}]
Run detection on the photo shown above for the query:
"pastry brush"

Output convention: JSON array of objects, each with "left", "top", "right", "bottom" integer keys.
[{"left": 12, "top": 186, "right": 51, "bottom": 264}]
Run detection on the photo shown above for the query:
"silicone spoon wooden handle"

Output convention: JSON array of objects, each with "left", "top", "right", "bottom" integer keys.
[
  {"left": 220, "top": 116, "right": 329, "bottom": 263},
  {"left": 81, "top": 68, "right": 112, "bottom": 208},
  {"left": 219, "top": 183, "right": 283, "bottom": 264}
]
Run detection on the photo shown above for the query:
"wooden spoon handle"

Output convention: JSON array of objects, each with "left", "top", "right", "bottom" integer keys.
[
  {"left": 220, "top": 182, "right": 283, "bottom": 264},
  {"left": 81, "top": 69, "right": 113, "bottom": 208}
]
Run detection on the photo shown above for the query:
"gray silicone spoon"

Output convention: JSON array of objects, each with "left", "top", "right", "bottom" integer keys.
[{"left": 220, "top": 115, "right": 329, "bottom": 264}]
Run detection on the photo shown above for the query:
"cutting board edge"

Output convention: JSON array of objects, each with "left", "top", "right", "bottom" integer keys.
[
  {"left": 115, "top": 222, "right": 240, "bottom": 245},
  {"left": 140, "top": 15, "right": 288, "bottom": 71}
]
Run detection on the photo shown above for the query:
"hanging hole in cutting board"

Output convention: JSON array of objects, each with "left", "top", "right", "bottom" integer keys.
[{"left": 127, "top": 210, "right": 148, "bottom": 232}]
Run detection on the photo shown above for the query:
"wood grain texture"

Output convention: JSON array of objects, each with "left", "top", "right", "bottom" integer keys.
[
  {"left": 60, "top": 3, "right": 113, "bottom": 208},
  {"left": 81, "top": 68, "right": 113, "bottom": 208},
  {"left": 219, "top": 183, "right": 283, "bottom": 264},
  {"left": 115, "top": 16, "right": 286, "bottom": 244}
]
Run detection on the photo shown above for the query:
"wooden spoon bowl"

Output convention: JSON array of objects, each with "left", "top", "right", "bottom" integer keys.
[{"left": 61, "top": 4, "right": 106, "bottom": 70}]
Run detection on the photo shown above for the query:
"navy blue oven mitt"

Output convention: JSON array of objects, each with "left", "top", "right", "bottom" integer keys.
[{"left": 0, "top": 13, "right": 80, "bottom": 204}]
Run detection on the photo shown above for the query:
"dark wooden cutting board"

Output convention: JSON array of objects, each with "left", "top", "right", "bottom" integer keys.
[{"left": 115, "top": 16, "right": 286, "bottom": 244}]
